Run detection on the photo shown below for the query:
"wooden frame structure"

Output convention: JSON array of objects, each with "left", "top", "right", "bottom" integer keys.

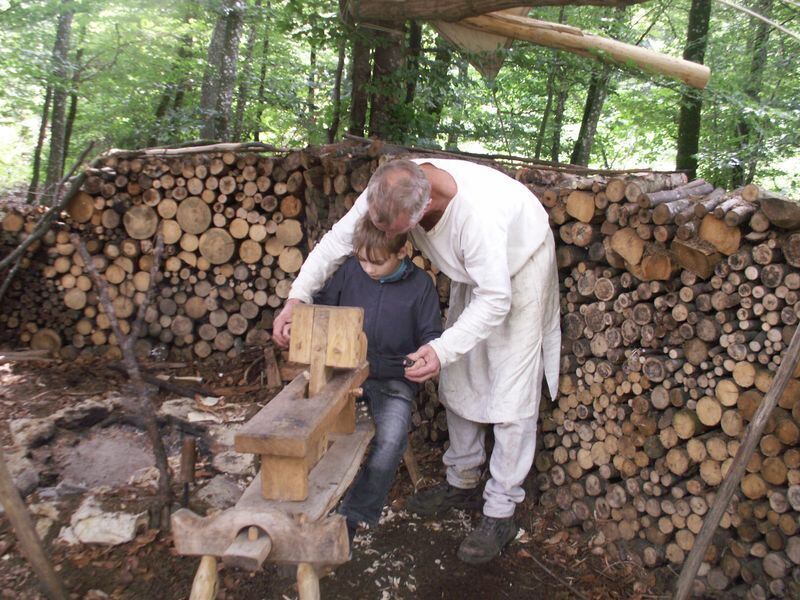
[{"left": 172, "top": 305, "right": 372, "bottom": 599}]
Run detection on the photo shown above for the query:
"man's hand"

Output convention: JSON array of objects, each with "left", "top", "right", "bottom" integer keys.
[
  {"left": 404, "top": 344, "right": 441, "bottom": 383},
  {"left": 272, "top": 298, "right": 304, "bottom": 348}
]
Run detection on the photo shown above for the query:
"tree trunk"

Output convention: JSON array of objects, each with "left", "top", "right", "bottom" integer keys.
[
  {"left": 428, "top": 35, "right": 453, "bottom": 132},
  {"left": 732, "top": 0, "right": 773, "bottom": 187},
  {"left": 27, "top": 85, "right": 52, "bottom": 203},
  {"left": 369, "top": 24, "right": 407, "bottom": 140},
  {"left": 306, "top": 48, "right": 317, "bottom": 138},
  {"left": 252, "top": 3, "right": 271, "bottom": 141},
  {"left": 405, "top": 20, "right": 422, "bottom": 105},
  {"left": 62, "top": 41, "right": 84, "bottom": 175},
  {"left": 535, "top": 7, "right": 567, "bottom": 160},
  {"left": 550, "top": 79, "right": 568, "bottom": 163},
  {"left": 328, "top": 37, "right": 346, "bottom": 143},
  {"left": 348, "top": 28, "right": 372, "bottom": 136},
  {"left": 675, "top": 0, "right": 712, "bottom": 179},
  {"left": 199, "top": 0, "right": 245, "bottom": 140},
  {"left": 232, "top": 0, "right": 261, "bottom": 141},
  {"left": 446, "top": 59, "right": 468, "bottom": 150},
  {"left": 43, "top": 0, "right": 74, "bottom": 203},
  {"left": 570, "top": 65, "right": 611, "bottom": 166}
]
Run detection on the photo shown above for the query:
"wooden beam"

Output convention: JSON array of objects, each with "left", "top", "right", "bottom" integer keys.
[
  {"left": 346, "top": 0, "right": 649, "bottom": 23},
  {"left": 459, "top": 12, "right": 711, "bottom": 89}
]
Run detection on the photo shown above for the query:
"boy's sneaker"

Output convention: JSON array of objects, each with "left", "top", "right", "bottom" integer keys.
[
  {"left": 406, "top": 481, "right": 483, "bottom": 516},
  {"left": 457, "top": 515, "right": 517, "bottom": 564}
]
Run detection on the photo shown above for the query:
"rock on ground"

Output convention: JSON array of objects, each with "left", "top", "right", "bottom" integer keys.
[
  {"left": 65, "top": 495, "right": 147, "bottom": 545},
  {"left": 9, "top": 417, "right": 56, "bottom": 448},
  {"left": 197, "top": 475, "right": 245, "bottom": 510}
]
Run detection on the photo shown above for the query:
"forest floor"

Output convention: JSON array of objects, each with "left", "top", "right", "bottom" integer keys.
[{"left": 0, "top": 354, "right": 673, "bottom": 600}]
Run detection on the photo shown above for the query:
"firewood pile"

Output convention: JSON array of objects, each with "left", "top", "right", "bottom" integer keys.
[
  {"left": 518, "top": 166, "right": 800, "bottom": 598},
  {"left": 2, "top": 140, "right": 800, "bottom": 596}
]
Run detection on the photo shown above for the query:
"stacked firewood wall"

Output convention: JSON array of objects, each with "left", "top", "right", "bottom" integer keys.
[
  {"left": 2, "top": 143, "right": 799, "bottom": 595},
  {"left": 519, "top": 168, "right": 800, "bottom": 598},
  {"left": 1, "top": 150, "right": 316, "bottom": 361}
]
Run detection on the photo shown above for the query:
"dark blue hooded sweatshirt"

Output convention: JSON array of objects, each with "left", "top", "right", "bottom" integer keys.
[{"left": 313, "top": 256, "right": 443, "bottom": 389}]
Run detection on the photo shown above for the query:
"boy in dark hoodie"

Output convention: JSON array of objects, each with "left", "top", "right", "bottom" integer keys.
[{"left": 313, "top": 215, "right": 443, "bottom": 544}]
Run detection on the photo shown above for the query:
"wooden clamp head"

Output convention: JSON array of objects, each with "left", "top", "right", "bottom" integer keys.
[{"left": 289, "top": 304, "right": 368, "bottom": 396}]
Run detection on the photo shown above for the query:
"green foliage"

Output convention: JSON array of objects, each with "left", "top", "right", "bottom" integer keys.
[{"left": 0, "top": 0, "right": 798, "bottom": 195}]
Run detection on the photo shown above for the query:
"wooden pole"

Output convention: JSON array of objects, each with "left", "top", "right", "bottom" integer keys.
[
  {"left": 461, "top": 12, "right": 711, "bottom": 89},
  {"left": 189, "top": 555, "right": 218, "bottom": 600},
  {"left": 0, "top": 448, "right": 67, "bottom": 600},
  {"left": 673, "top": 324, "right": 800, "bottom": 600}
]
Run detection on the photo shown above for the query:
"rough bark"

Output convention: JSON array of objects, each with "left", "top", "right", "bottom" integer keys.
[
  {"left": 675, "top": 0, "right": 712, "bottom": 179},
  {"left": 43, "top": 0, "right": 74, "bottom": 203}
]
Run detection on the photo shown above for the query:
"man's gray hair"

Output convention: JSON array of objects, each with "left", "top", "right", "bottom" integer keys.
[{"left": 367, "top": 159, "right": 431, "bottom": 227}]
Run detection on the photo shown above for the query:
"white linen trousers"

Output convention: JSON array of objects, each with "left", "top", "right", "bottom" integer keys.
[{"left": 439, "top": 229, "right": 561, "bottom": 518}]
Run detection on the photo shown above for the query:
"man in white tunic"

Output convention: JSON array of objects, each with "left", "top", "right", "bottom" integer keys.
[{"left": 272, "top": 158, "right": 560, "bottom": 564}]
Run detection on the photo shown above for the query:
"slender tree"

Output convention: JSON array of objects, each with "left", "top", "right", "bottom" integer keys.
[
  {"left": 27, "top": 85, "right": 52, "bottom": 203},
  {"left": 199, "top": 0, "right": 245, "bottom": 140},
  {"left": 43, "top": 0, "right": 74, "bottom": 203},
  {"left": 535, "top": 8, "right": 567, "bottom": 160},
  {"left": 676, "top": 0, "right": 712, "bottom": 179},
  {"left": 368, "top": 26, "right": 406, "bottom": 140},
  {"left": 328, "top": 36, "right": 346, "bottom": 143},
  {"left": 732, "top": 0, "right": 774, "bottom": 186},
  {"left": 348, "top": 28, "right": 372, "bottom": 136},
  {"left": 232, "top": 0, "right": 262, "bottom": 141},
  {"left": 62, "top": 41, "right": 84, "bottom": 173},
  {"left": 570, "top": 64, "right": 612, "bottom": 165},
  {"left": 252, "top": 2, "right": 271, "bottom": 141}
]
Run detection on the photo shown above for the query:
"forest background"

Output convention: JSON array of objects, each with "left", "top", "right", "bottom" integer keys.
[{"left": 0, "top": 0, "right": 798, "bottom": 201}]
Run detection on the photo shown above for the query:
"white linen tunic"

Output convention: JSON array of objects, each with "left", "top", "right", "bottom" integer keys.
[{"left": 289, "top": 158, "right": 560, "bottom": 422}]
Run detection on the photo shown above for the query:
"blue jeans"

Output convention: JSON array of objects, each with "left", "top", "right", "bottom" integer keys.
[{"left": 339, "top": 378, "right": 414, "bottom": 528}]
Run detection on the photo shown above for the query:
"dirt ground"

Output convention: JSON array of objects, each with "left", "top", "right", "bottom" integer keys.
[{"left": 0, "top": 355, "right": 671, "bottom": 600}]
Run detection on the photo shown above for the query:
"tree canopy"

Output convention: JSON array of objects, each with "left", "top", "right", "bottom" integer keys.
[{"left": 0, "top": 0, "right": 798, "bottom": 197}]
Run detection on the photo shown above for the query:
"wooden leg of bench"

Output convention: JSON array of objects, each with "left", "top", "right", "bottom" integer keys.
[
  {"left": 190, "top": 555, "right": 218, "bottom": 600},
  {"left": 297, "top": 562, "right": 320, "bottom": 600},
  {"left": 403, "top": 437, "right": 420, "bottom": 488}
]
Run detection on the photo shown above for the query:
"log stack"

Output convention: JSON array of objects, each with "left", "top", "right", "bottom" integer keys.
[
  {"left": 515, "top": 167, "right": 800, "bottom": 598},
  {"left": 2, "top": 141, "right": 799, "bottom": 596}
]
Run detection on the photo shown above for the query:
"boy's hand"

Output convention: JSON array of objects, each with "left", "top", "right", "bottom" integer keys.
[
  {"left": 272, "top": 298, "right": 304, "bottom": 348},
  {"left": 404, "top": 345, "right": 440, "bottom": 382}
]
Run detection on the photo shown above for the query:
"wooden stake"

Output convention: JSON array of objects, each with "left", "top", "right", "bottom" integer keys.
[
  {"left": 0, "top": 448, "right": 67, "bottom": 600},
  {"left": 673, "top": 324, "right": 800, "bottom": 600},
  {"left": 297, "top": 562, "right": 320, "bottom": 600},
  {"left": 189, "top": 555, "right": 218, "bottom": 600}
]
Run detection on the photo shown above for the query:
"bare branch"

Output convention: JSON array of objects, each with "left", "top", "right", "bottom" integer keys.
[
  {"left": 0, "top": 142, "right": 96, "bottom": 274},
  {"left": 717, "top": 0, "right": 800, "bottom": 42},
  {"left": 131, "top": 234, "right": 165, "bottom": 342}
]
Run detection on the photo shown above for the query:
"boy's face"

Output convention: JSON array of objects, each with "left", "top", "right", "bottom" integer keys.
[{"left": 356, "top": 248, "right": 405, "bottom": 280}]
